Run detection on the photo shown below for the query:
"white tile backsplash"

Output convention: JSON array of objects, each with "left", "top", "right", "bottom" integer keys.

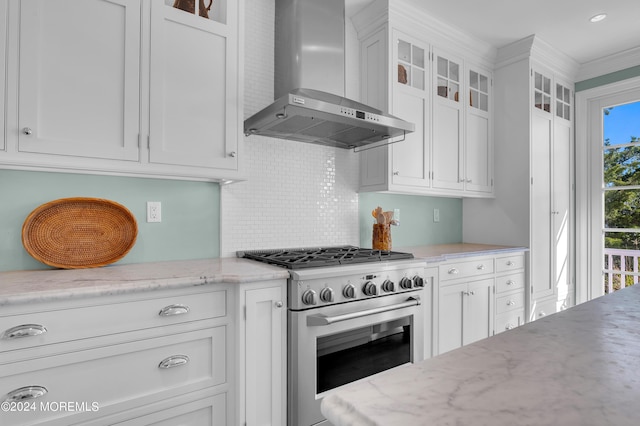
[{"left": 220, "top": 0, "right": 360, "bottom": 257}]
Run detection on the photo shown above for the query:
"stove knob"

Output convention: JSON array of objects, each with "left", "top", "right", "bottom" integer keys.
[
  {"left": 343, "top": 284, "right": 356, "bottom": 299},
  {"left": 413, "top": 275, "right": 425, "bottom": 287},
  {"left": 320, "top": 287, "right": 335, "bottom": 303},
  {"left": 399, "top": 277, "right": 413, "bottom": 289},
  {"left": 301, "top": 289, "right": 317, "bottom": 306},
  {"left": 363, "top": 281, "right": 378, "bottom": 297},
  {"left": 381, "top": 279, "right": 395, "bottom": 293}
]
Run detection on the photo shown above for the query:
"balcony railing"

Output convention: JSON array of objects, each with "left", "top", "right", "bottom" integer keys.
[{"left": 604, "top": 248, "right": 640, "bottom": 293}]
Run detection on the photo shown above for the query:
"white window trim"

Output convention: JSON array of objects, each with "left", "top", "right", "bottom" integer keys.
[{"left": 575, "top": 76, "right": 640, "bottom": 304}]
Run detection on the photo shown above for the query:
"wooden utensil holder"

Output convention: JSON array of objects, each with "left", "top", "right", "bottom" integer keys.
[{"left": 372, "top": 223, "right": 392, "bottom": 251}]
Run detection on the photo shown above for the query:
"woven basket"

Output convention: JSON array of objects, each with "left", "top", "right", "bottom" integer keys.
[{"left": 22, "top": 197, "right": 138, "bottom": 269}]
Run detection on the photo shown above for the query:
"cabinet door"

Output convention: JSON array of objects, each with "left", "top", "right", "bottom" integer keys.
[
  {"left": 531, "top": 70, "right": 554, "bottom": 301},
  {"left": 18, "top": 0, "right": 140, "bottom": 161},
  {"left": 391, "top": 33, "right": 430, "bottom": 188},
  {"left": 465, "top": 65, "right": 493, "bottom": 193},
  {"left": 149, "top": 2, "right": 238, "bottom": 170},
  {"left": 244, "top": 285, "right": 285, "bottom": 426},
  {"left": 552, "top": 83, "right": 572, "bottom": 308},
  {"left": 438, "top": 282, "right": 465, "bottom": 354},
  {"left": 464, "top": 278, "right": 494, "bottom": 345},
  {"left": 432, "top": 49, "right": 464, "bottom": 191}
]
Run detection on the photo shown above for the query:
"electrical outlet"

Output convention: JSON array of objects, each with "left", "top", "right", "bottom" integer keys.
[
  {"left": 147, "top": 201, "right": 162, "bottom": 223},
  {"left": 433, "top": 208, "right": 440, "bottom": 223}
]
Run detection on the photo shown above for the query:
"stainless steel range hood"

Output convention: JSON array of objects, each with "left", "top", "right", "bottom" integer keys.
[{"left": 243, "top": 0, "right": 414, "bottom": 149}]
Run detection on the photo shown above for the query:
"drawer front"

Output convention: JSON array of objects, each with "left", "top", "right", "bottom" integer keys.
[
  {"left": 495, "top": 292, "right": 525, "bottom": 314},
  {"left": 439, "top": 258, "right": 494, "bottom": 281},
  {"left": 495, "top": 310, "right": 524, "bottom": 334},
  {"left": 0, "top": 289, "right": 226, "bottom": 353},
  {"left": 495, "top": 272, "right": 525, "bottom": 294},
  {"left": 495, "top": 253, "right": 525, "bottom": 273},
  {"left": 113, "top": 393, "right": 226, "bottom": 426},
  {"left": 0, "top": 327, "right": 225, "bottom": 426}
]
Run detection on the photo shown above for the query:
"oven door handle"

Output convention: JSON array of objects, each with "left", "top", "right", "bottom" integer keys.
[{"left": 306, "top": 296, "right": 421, "bottom": 326}]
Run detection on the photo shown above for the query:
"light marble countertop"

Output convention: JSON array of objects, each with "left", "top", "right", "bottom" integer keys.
[
  {"left": 322, "top": 284, "right": 640, "bottom": 426},
  {"left": 0, "top": 243, "right": 525, "bottom": 307},
  {"left": 398, "top": 243, "right": 528, "bottom": 263},
  {"left": 0, "top": 257, "right": 289, "bottom": 306}
]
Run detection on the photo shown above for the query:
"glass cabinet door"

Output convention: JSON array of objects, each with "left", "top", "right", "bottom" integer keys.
[
  {"left": 436, "top": 55, "right": 460, "bottom": 102},
  {"left": 469, "top": 70, "right": 489, "bottom": 112},
  {"left": 556, "top": 82, "right": 571, "bottom": 120},
  {"left": 397, "top": 39, "right": 425, "bottom": 90},
  {"left": 165, "top": 0, "right": 226, "bottom": 24},
  {"left": 534, "top": 71, "right": 552, "bottom": 113}
]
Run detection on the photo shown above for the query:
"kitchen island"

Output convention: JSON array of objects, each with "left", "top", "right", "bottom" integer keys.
[{"left": 322, "top": 284, "right": 640, "bottom": 426}]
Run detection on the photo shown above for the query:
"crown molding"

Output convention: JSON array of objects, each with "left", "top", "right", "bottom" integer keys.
[{"left": 576, "top": 47, "right": 640, "bottom": 82}]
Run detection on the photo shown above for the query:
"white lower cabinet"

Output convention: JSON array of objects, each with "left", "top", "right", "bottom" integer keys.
[
  {"left": 435, "top": 251, "right": 526, "bottom": 355},
  {"left": 0, "top": 286, "right": 233, "bottom": 426},
  {"left": 236, "top": 280, "right": 286, "bottom": 426}
]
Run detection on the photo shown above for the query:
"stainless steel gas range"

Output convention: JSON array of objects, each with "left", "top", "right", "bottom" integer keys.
[{"left": 238, "top": 246, "right": 426, "bottom": 426}]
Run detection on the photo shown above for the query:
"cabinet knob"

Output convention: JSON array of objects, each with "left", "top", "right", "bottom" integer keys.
[
  {"left": 229, "top": 151, "right": 237, "bottom": 157},
  {"left": 2, "top": 324, "right": 47, "bottom": 339},
  {"left": 393, "top": 171, "right": 399, "bottom": 176},
  {"left": 476, "top": 264, "right": 485, "bottom": 270},
  {"left": 4, "top": 386, "right": 48, "bottom": 402},
  {"left": 275, "top": 301, "right": 283, "bottom": 308},
  {"left": 463, "top": 290, "right": 475, "bottom": 296},
  {"left": 158, "top": 354, "right": 190, "bottom": 369},
  {"left": 22, "top": 127, "right": 33, "bottom": 135},
  {"left": 506, "top": 280, "right": 515, "bottom": 286},
  {"left": 506, "top": 261, "right": 514, "bottom": 266},
  {"left": 447, "top": 268, "right": 459, "bottom": 275},
  {"left": 507, "top": 300, "right": 516, "bottom": 306},
  {"left": 505, "top": 324, "right": 514, "bottom": 330}
]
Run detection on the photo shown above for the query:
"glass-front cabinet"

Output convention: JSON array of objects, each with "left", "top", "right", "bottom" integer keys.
[
  {"left": 390, "top": 32, "right": 430, "bottom": 188},
  {"left": 165, "top": 0, "right": 226, "bottom": 24},
  {"left": 534, "top": 71, "right": 552, "bottom": 113}
]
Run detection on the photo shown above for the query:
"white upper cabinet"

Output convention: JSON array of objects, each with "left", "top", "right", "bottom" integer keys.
[
  {"left": 355, "top": 1, "right": 494, "bottom": 198},
  {"left": 1, "top": 0, "right": 244, "bottom": 182},
  {"left": 432, "top": 49, "right": 464, "bottom": 191},
  {"left": 149, "top": 1, "right": 239, "bottom": 171},
  {"left": 390, "top": 32, "right": 430, "bottom": 188},
  {"left": 17, "top": 0, "right": 140, "bottom": 161},
  {"left": 465, "top": 64, "right": 493, "bottom": 193}
]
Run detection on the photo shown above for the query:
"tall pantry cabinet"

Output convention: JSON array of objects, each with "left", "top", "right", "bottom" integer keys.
[{"left": 463, "top": 35, "right": 578, "bottom": 320}]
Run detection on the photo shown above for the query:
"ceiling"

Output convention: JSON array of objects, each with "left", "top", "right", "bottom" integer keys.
[{"left": 348, "top": 0, "right": 640, "bottom": 65}]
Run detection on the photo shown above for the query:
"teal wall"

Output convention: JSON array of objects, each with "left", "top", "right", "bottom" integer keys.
[
  {"left": 359, "top": 193, "right": 462, "bottom": 248},
  {"left": 0, "top": 170, "right": 220, "bottom": 272},
  {"left": 575, "top": 65, "right": 640, "bottom": 92}
]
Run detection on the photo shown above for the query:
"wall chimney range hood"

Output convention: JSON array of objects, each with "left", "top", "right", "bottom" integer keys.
[{"left": 243, "top": 0, "right": 414, "bottom": 150}]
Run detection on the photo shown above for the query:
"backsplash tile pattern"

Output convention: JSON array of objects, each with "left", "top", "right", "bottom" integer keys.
[{"left": 220, "top": 0, "right": 359, "bottom": 257}]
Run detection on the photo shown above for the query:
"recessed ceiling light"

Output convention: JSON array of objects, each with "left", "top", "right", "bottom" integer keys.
[{"left": 589, "top": 13, "right": 607, "bottom": 23}]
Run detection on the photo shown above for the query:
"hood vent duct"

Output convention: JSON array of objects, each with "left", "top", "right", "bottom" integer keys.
[{"left": 244, "top": 0, "right": 414, "bottom": 150}]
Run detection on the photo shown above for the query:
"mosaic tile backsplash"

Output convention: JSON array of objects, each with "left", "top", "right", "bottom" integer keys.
[{"left": 220, "top": 0, "right": 360, "bottom": 257}]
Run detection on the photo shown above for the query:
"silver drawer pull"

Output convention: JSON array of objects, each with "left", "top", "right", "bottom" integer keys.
[
  {"left": 506, "top": 280, "right": 515, "bottom": 286},
  {"left": 158, "top": 304, "right": 190, "bottom": 317},
  {"left": 507, "top": 300, "right": 516, "bottom": 306},
  {"left": 447, "top": 268, "right": 459, "bottom": 275},
  {"left": 4, "top": 386, "right": 48, "bottom": 402},
  {"left": 3, "top": 324, "right": 47, "bottom": 339},
  {"left": 505, "top": 324, "right": 514, "bottom": 330},
  {"left": 476, "top": 264, "right": 485, "bottom": 270},
  {"left": 506, "top": 261, "right": 515, "bottom": 266},
  {"left": 158, "top": 355, "right": 190, "bottom": 369}
]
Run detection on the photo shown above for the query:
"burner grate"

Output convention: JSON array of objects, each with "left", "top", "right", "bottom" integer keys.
[{"left": 238, "top": 245, "right": 414, "bottom": 269}]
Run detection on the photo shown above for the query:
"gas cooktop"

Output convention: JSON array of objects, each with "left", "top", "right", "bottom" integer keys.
[{"left": 237, "top": 245, "right": 414, "bottom": 269}]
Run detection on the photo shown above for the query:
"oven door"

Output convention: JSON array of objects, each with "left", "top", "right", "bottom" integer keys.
[{"left": 288, "top": 290, "right": 424, "bottom": 426}]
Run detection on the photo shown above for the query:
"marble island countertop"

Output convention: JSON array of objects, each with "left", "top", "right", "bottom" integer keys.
[
  {"left": 0, "top": 257, "right": 290, "bottom": 306},
  {"left": 322, "top": 284, "right": 640, "bottom": 426}
]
